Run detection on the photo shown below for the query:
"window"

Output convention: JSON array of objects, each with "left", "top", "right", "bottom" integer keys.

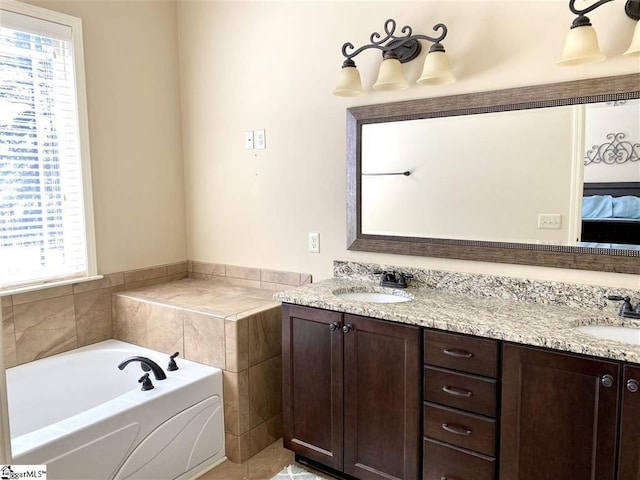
[{"left": 0, "top": 0, "right": 96, "bottom": 291}]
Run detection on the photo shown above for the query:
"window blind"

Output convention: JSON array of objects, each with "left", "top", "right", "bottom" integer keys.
[{"left": 0, "top": 8, "right": 89, "bottom": 289}]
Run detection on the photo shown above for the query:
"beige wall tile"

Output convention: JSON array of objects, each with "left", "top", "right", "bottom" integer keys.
[
  {"left": 146, "top": 303, "right": 183, "bottom": 355},
  {"left": 300, "top": 274, "right": 312, "bottom": 285},
  {"left": 223, "top": 370, "right": 250, "bottom": 436},
  {"left": 224, "top": 277, "right": 261, "bottom": 289},
  {"left": 73, "top": 273, "right": 125, "bottom": 294},
  {"left": 123, "top": 277, "right": 168, "bottom": 291},
  {"left": 250, "top": 414, "right": 283, "bottom": 457},
  {"left": 114, "top": 296, "right": 150, "bottom": 345},
  {"left": 225, "top": 316, "right": 249, "bottom": 373},
  {"left": 166, "top": 261, "right": 189, "bottom": 276},
  {"left": 74, "top": 288, "right": 113, "bottom": 347},
  {"left": 226, "top": 265, "right": 261, "bottom": 281},
  {"left": 1, "top": 296, "right": 12, "bottom": 308},
  {"left": 191, "top": 261, "right": 225, "bottom": 276},
  {"left": 3, "top": 306, "right": 17, "bottom": 368},
  {"left": 124, "top": 265, "right": 168, "bottom": 285},
  {"left": 12, "top": 285, "right": 73, "bottom": 306},
  {"left": 247, "top": 306, "right": 281, "bottom": 367},
  {"left": 225, "top": 432, "right": 251, "bottom": 464},
  {"left": 184, "top": 310, "right": 225, "bottom": 368},
  {"left": 166, "top": 273, "right": 188, "bottom": 282},
  {"left": 260, "top": 270, "right": 301, "bottom": 286},
  {"left": 248, "top": 355, "right": 282, "bottom": 429},
  {"left": 13, "top": 295, "right": 77, "bottom": 364}
]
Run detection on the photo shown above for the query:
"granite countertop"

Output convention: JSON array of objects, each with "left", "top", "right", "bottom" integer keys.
[{"left": 274, "top": 278, "right": 640, "bottom": 364}]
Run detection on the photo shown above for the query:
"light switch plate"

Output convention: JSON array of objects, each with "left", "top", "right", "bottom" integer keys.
[
  {"left": 245, "top": 131, "right": 254, "bottom": 149},
  {"left": 255, "top": 129, "right": 266, "bottom": 150}
]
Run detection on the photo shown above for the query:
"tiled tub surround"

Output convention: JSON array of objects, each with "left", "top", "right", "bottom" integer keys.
[
  {"left": 1, "top": 260, "right": 309, "bottom": 369},
  {"left": 274, "top": 260, "right": 640, "bottom": 363},
  {"left": 1, "top": 260, "right": 310, "bottom": 463},
  {"left": 1, "top": 261, "right": 189, "bottom": 369},
  {"left": 113, "top": 278, "right": 290, "bottom": 464}
]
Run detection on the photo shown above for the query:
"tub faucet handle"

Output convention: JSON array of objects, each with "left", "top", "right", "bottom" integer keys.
[
  {"left": 168, "top": 352, "right": 180, "bottom": 371},
  {"left": 138, "top": 373, "right": 154, "bottom": 391}
]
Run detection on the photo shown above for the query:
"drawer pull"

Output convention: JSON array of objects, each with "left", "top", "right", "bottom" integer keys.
[
  {"left": 442, "top": 385, "right": 474, "bottom": 397},
  {"left": 628, "top": 379, "right": 639, "bottom": 393},
  {"left": 443, "top": 348, "right": 474, "bottom": 358},
  {"left": 442, "top": 423, "right": 472, "bottom": 436}
]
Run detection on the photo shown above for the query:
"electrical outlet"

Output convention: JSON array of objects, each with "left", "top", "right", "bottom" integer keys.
[
  {"left": 538, "top": 214, "right": 562, "bottom": 230},
  {"left": 245, "top": 131, "right": 254, "bottom": 149},
  {"left": 308, "top": 232, "right": 320, "bottom": 253}
]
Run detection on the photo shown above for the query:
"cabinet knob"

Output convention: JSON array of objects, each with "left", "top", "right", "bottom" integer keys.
[
  {"left": 627, "top": 379, "right": 640, "bottom": 393},
  {"left": 601, "top": 374, "right": 615, "bottom": 388},
  {"left": 342, "top": 323, "right": 353, "bottom": 333},
  {"left": 329, "top": 322, "right": 340, "bottom": 332}
]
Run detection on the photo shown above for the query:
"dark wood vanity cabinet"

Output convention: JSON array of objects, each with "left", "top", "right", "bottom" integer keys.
[
  {"left": 282, "top": 304, "right": 422, "bottom": 480},
  {"left": 618, "top": 365, "right": 640, "bottom": 480},
  {"left": 422, "top": 330, "right": 499, "bottom": 480},
  {"left": 500, "top": 344, "right": 621, "bottom": 480}
]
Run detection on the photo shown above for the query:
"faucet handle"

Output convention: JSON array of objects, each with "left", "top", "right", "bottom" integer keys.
[
  {"left": 607, "top": 295, "right": 634, "bottom": 316},
  {"left": 397, "top": 272, "right": 413, "bottom": 287},
  {"left": 168, "top": 352, "right": 179, "bottom": 371},
  {"left": 138, "top": 373, "right": 154, "bottom": 391}
]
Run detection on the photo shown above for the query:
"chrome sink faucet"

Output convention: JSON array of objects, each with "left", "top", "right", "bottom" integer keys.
[
  {"left": 373, "top": 270, "right": 413, "bottom": 288},
  {"left": 608, "top": 295, "right": 640, "bottom": 320},
  {"left": 118, "top": 356, "right": 167, "bottom": 380}
]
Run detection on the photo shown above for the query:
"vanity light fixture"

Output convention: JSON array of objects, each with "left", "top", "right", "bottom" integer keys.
[
  {"left": 624, "top": 0, "right": 640, "bottom": 56},
  {"left": 332, "top": 19, "right": 455, "bottom": 97},
  {"left": 558, "top": 0, "right": 640, "bottom": 66}
]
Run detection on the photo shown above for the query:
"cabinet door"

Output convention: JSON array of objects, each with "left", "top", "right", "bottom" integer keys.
[
  {"left": 501, "top": 344, "right": 620, "bottom": 480},
  {"left": 619, "top": 365, "right": 640, "bottom": 480},
  {"left": 282, "top": 304, "right": 344, "bottom": 470},
  {"left": 343, "top": 315, "right": 421, "bottom": 480}
]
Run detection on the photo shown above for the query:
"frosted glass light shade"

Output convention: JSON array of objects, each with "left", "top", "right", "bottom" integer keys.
[
  {"left": 332, "top": 65, "right": 364, "bottom": 97},
  {"left": 372, "top": 58, "right": 408, "bottom": 91},
  {"left": 557, "top": 25, "right": 606, "bottom": 66},
  {"left": 417, "top": 51, "right": 456, "bottom": 86},
  {"left": 624, "top": 21, "right": 640, "bottom": 56}
]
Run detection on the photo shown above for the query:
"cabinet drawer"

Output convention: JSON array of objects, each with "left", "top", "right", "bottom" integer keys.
[
  {"left": 425, "top": 330, "right": 498, "bottom": 378},
  {"left": 423, "top": 402, "right": 496, "bottom": 456},
  {"left": 424, "top": 366, "right": 497, "bottom": 417},
  {"left": 423, "top": 437, "right": 495, "bottom": 480}
]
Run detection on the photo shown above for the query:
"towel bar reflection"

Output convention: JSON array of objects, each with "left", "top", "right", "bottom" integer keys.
[{"left": 362, "top": 171, "right": 411, "bottom": 176}]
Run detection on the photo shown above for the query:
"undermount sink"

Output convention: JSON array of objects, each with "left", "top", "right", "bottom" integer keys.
[
  {"left": 575, "top": 325, "right": 640, "bottom": 345},
  {"left": 335, "top": 291, "right": 412, "bottom": 304}
]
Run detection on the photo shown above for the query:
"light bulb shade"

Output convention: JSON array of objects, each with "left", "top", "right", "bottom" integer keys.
[
  {"left": 332, "top": 65, "right": 364, "bottom": 97},
  {"left": 624, "top": 20, "right": 640, "bottom": 56},
  {"left": 557, "top": 24, "right": 606, "bottom": 66},
  {"left": 417, "top": 51, "right": 456, "bottom": 86},
  {"left": 372, "top": 58, "right": 408, "bottom": 91}
]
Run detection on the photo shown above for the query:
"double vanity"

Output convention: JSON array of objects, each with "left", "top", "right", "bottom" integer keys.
[{"left": 275, "top": 261, "right": 640, "bottom": 480}]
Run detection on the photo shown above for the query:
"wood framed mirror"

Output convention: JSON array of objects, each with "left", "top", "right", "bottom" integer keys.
[{"left": 346, "top": 74, "right": 640, "bottom": 274}]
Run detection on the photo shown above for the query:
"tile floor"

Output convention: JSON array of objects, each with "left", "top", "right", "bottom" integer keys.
[{"left": 196, "top": 439, "right": 332, "bottom": 480}]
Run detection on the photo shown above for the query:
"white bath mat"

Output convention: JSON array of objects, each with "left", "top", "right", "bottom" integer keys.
[{"left": 270, "top": 463, "right": 329, "bottom": 479}]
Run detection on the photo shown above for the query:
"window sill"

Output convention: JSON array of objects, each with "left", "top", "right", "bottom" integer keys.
[{"left": 0, "top": 275, "right": 104, "bottom": 297}]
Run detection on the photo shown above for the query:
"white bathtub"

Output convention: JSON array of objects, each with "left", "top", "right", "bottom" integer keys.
[{"left": 6, "top": 339, "right": 225, "bottom": 480}]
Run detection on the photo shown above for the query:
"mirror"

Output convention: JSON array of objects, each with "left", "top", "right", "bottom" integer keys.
[{"left": 347, "top": 74, "right": 640, "bottom": 274}]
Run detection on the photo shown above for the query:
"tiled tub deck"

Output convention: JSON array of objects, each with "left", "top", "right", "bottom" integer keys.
[{"left": 113, "top": 278, "right": 283, "bottom": 463}]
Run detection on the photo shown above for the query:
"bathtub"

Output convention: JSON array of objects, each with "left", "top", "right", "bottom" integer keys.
[{"left": 6, "top": 339, "right": 225, "bottom": 480}]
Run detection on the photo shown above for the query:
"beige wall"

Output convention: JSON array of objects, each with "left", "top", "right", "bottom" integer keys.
[
  {"left": 22, "top": 0, "right": 188, "bottom": 275},
  {"left": 177, "top": 0, "right": 640, "bottom": 289}
]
